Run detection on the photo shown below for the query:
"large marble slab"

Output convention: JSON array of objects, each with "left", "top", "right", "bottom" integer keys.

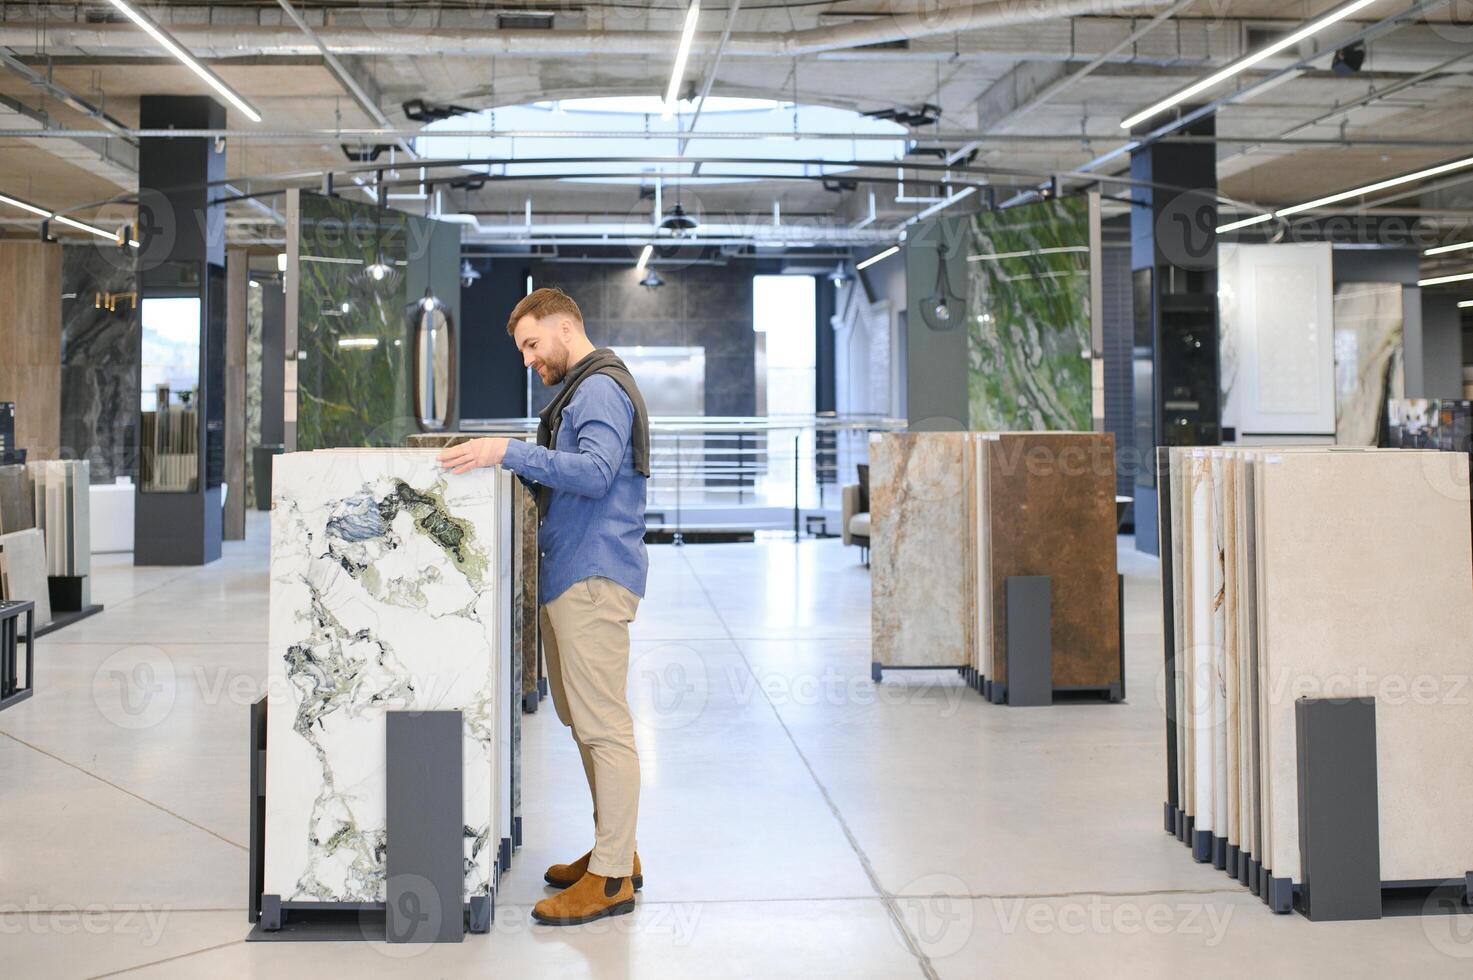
[
  {"left": 870, "top": 432, "right": 970, "bottom": 668},
  {"left": 1332, "top": 282, "right": 1404, "bottom": 446},
  {"left": 60, "top": 245, "right": 139, "bottom": 484},
  {"left": 964, "top": 199, "right": 1093, "bottom": 431},
  {"left": 0, "top": 528, "right": 51, "bottom": 627},
  {"left": 980, "top": 432, "right": 1119, "bottom": 693},
  {"left": 405, "top": 431, "right": 541, "bottom": 699},
  {"left": 1256, "top": 449, "right": 1473, "bottom": 883},
  {"left": 264, "top": 449, "right": 504, "bottom": 903},
  {"left": 0, "top": 464, "right": 33, "bottom": 533}
]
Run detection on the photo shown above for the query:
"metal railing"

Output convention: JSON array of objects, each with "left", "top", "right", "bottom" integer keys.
[{"left": 458, "top": 414, "right": 906, "bottom": 540}]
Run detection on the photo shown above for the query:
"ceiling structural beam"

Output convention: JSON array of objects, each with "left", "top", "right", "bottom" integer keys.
[
  {"left": 9, "top": 127, "right": 1466, "bottom": 150},
  {"left": 273, "top": 0, "right": 414, "bottom": 159},
  {"left": 1216, "top": 45, "right": 1473, "bottom": 179},
  {"left": 978, "top": 0, "right": 1198, "bottom": 130},
  {"left": 0, "top": 94, "right": 137, "bottom": 188},
  {"left": 1061, "top": 0, "right": 1454, "bottom": 184},
  {"left": 682, "top": 0, "right": 741, "bottom": 169},
  {"left": 0, "top": 48, "right": 134, "bottom": 137}
]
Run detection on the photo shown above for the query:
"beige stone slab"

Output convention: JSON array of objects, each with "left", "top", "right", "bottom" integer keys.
[
  {"left": 1258, "top": 449, "right": 1473, "bottom": 883},
  {"left": 869, "top": 432, "right": 970, "bottom": 668}
]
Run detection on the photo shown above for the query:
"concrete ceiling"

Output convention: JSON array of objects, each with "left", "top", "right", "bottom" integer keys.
[{"left": 1, "top": 0, "right": 1470, "bottom": 272}]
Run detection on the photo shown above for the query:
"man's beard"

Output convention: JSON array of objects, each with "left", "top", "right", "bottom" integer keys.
[{"left": 541, "top": 348, "right": 569, "bottom": 385}]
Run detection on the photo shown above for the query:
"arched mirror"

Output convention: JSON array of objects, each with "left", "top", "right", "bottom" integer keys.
[{"left": 412, "top": 292, "right": 456, "bottom": 430}]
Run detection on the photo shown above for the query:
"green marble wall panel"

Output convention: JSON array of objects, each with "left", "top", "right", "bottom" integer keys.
[
  {"left": 294, "top": 193, "right": 460, "bottom": 450},
  {"left": 964, "top": 198, "right": 1093, "bottom": 431}
]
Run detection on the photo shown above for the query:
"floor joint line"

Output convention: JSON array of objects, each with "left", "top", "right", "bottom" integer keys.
[
  {"left": 0, "top": 731, "right": 249, "bottom": 852},
  {"left": 677, "top": 548, "right": 942, "bottom": 980}
]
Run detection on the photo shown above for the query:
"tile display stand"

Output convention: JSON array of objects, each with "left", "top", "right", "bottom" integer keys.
[
  {"left": 1157, "top": 452, "right": 1473, "bottom": 920},
  {"left": 0, "top": 599, "right": 35, "bottom": 712},
  {"left": 38, "top": 575, "right": 102, "bottom": 637},
  {"left": 950, "top": 573, "right": 1125, "bottom": 706},
  {"left": 247, "top": 698, "right": 493, "bottom": 942}
]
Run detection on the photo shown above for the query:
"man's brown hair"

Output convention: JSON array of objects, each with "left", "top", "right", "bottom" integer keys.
[{"left": 507, "top": 286, "right": 582, "bottom": 335}]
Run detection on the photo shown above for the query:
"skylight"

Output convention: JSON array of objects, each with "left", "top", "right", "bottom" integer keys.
[{"left": 414, "top": 97, "right": 908, "bottom": 185}]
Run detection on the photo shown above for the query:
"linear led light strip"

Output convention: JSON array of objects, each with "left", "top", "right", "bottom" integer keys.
[
  {"left": 636, "top": 244, "right": 654, "bottom": 271},
  {"left": 855, "top": 245, "right": 900, "bottom": 271},
  {"left": 0, "top": 191, "right": 118, "bottom": 241},
  {"left": 1120, "top": 0, "right": 1380, "bottom": 130},
  {"left": 1426, "top": 240, "right": 1473, "bottom": 256},
  {"left": 968, "top": 245, "right": 1089, "bottom": 263},
  {"left": 1419, "top": 271, "right": 1473, "bottom": 287},
  {"left": 1218, "top": 153, "right": 1473, "bottom": 233},
  {"left": 1459, "top": 300, "right": 1473, "bottom": 308},
  {"left": 662, "top": 1, "right": 701, "bottom": 121},
  {"left": 105, "top": 0, "right": 262, "bottom": 122}
]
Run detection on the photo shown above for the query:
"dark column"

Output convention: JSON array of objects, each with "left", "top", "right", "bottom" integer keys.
[
  {"left": 1130, "top": 113, "right": 1221, "bottom": 555},
  {"left": 134, "top": 95, "right": 226, "bottom": 565}
]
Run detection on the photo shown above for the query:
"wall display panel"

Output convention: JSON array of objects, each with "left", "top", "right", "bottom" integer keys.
[
  {"left": 1218, "top": 243, "right": 1335, "bottom": 438},
  {"left": 60, "top": 246, "right": 140, "bottom": 484},
  {"left": 291, "top": 192, "right": 461, "bottom": 450},
  {"left": 264, "top": 450, "right": 504, "bottom": 903},
  {"left": 1332, "top": 282, "right": 1404, "bottom": 446},
  {"left": 964, "top": 199, "right": 1094, "bottom": 432}
]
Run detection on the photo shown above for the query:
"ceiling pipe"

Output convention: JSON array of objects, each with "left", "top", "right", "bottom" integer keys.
[{"left": 0, "top": 0, "right": 1171, "bottom": 59}]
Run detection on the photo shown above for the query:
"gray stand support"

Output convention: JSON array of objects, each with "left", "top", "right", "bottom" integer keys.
[
  {"left": 1296, "top": 697, "right": 1382, "bottom": 921},
  {"left": 1003, "top": 576, "right": 1052, "bottom": 707},
  {"left": 249, "top": 698, "right": 267, "bottom": 924},
  {"left": 387, "top": 710, "right": 466, "bottom": 944}
]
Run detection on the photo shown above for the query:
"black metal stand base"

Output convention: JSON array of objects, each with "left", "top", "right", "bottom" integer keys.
[
  {"left": 1226, "top": 844, "right": 1239, "bottom": 877},
  {"left": 1192, "top": 829, "right": 1212, "bottom": 863},
  {"left": 248, "top": 896, "right": 493, "bottom": 941},
  {"left": 1164, "top": 802, "right": 1177, "bottom": 835},
  {"left": 25, "top": 604, "right": 103, "bottom": 639},
  {"left": 1237, "top": 849, "right": 1251, "bottom": 887},
  {"left": 1212, "top": 836, "right": 1228, "bottom": 871},
  {"left": 1249, "top": 859, "right": 1262, "bottom": 896},
  {"left": 538, "top": 676, "right": 548, "bottom": 699},
  {"left": 1267, "top": 876, "right": 1294, "bottom": 914},
  {"left": 522, "top": 690, "right": 539, "bottom": 714}
]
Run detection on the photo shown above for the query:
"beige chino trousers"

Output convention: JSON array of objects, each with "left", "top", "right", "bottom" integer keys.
[{"left": 540, "top": 575, "right": 641, "bottom": 878}]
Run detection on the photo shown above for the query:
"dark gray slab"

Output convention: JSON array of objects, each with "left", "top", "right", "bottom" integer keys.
[
  {"left": 386, "top": 710, "right": 465, "bottom": 944},
  {"left": 1296, "top": 697, "right": 1382, "bottom": 922},
  {"left": 1004, "top": 576, "right": 1053, "bottom": 707}
]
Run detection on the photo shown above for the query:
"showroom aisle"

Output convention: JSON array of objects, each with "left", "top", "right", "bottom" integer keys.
[{"left": 1, "top": 515, "right": 1467, "bottom": 978}]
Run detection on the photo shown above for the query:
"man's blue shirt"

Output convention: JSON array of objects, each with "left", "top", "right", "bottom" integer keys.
[{"left": 500, "top": 373, "right": 649, "bottom": 605}]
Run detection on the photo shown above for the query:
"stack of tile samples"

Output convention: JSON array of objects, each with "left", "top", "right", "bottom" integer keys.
[
  {"left": 1161, "top": 446, "right": 1473, "bottom": 911},
  {"left": 967, "top": 432, "right": 1121, "bottom": 703},
  {"left": 28, "top": 460, "right": 91, "bottom": 578},
  {"left": 868, "top": 430, "right": 1122, "bottom": 702},
  {"left": 262, "top": 449, "right": 520, "bottom": 916}
]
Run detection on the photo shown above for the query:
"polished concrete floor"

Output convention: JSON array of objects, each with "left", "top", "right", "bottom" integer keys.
[{"left": 3, "top": 513, "right": 1469, "bottom": 978}]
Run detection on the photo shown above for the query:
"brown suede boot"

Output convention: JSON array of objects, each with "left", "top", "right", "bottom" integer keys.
[
  {"left": 544, "top": 850, "right": 643, "bottom": 891},
  {"left": 532, "top": 872, "right": 635, "bottom": 926}
]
